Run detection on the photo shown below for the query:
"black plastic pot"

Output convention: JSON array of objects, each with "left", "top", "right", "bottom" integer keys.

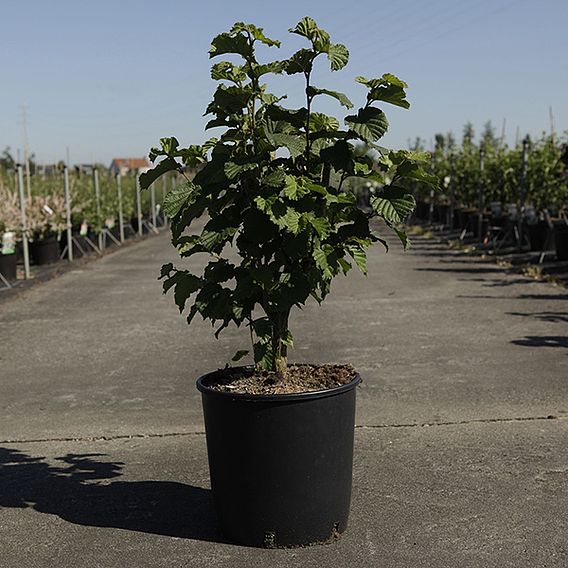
[
  {"left": 0, "top": 253, "right": 17, "bottom": 281},
  {"left": 554, "top": 224, "right": 568, "bottom": 261},
  {"left": 415, "top": 201, "right": 429, "bottom": 220},
  {"left": 526, "top": 221, "right": 549, "bottom": 252},
  {"left": 30, "top": 237, "right": 60, "bottom": 265},
  {"left": 197, "top": 367, "right": 361, "bottom": 548}
]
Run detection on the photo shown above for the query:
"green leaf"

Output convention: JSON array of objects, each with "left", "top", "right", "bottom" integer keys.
[
  {"left": 159, "top": 263, "right": 173, "bottom": 279},
  {"left": 231, "top": 349, "right": 249, "bottom": 362},
  {"left": 289, "top": 17, "right": 330, "bottom": 51},
  {"left": 356, "top": 74, "right": 410, "bottom": 109},
  {"left": 346, "top": 245, "right": 367, "bottom": 275},
  {"left": 320, "top": 140, "right": 354, "bottom": 172},
  {"left": 211, "top": 61, "right": 246, "bottom": 83},
  {"left": 253, "top": 340, "right": 273, "bottom": 370},
  {"left": 160, "top": 137, "right": 179, "bottom": 154},
  {"left": 174, "top": 273, "right": 202, "bottom": 313},
  {"left": 282, "top": 329, "right": 294, "bottom": 347},
  {"left": 231, "top": 22, "right": 281, "bottom": 47},
  {"left": 162, "top": 181, "right": 197, "bottom": 218},
  {"left": 392, "top": 226, "right": 411, "bottom": 250},
  {"left": 308, "top": 215, "right": 331, "bottom": 238},
  {"left": 266, "top": 105, "right": 308, "bottom": 128},
  {"left": 284, "top": 48, "right": 314, "bottom": 75},
  {"left": 209, "top": 32, "right": 251, "bottom": 59},
  {"left": 309, "top": 112, "right": 340, "bottom": 132},
  {"left": 370, "top": 187, "right": 416, "bottom": 223},
  {"left": 327, "top": 43, "right": 349, "bottom": 71},
  {"left": 284, "top": 176, "right": 308, "bottom": 200},
  {"left": 265, "top": 132, "right": 305, "bottom": 158},
  {"left": 345, "top": 107, "right": 389, "bottom": 142},
  {"left": 307, "top": 87, "right": 353, "bottom": 108},
  {"left": 224, "top": 161, "right": 257, "bottom": 180},
  {"left": 263, "top": 168, "right": 286, "bottom": 188},
  {"left": 139, "top": 157, "right": 179, "bottom": 190},
  {"left": 250, "top": 60, "right": 287, "bottom": 78}
]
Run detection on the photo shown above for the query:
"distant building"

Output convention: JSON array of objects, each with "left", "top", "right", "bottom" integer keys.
[{"left": 109, "top": 157, "right": 150, "bottom": 177}]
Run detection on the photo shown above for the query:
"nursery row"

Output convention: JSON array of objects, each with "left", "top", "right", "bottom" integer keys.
[
  {"left": 416, "top": 130, "right": 568, "bottom": 217},
  {"left": 0, "top": 166, "right": 176, "bottom": 287}
]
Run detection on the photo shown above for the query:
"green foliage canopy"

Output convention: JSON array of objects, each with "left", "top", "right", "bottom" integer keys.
[{"left": 141, "top": 17, "right": 436, "bottom": 374}]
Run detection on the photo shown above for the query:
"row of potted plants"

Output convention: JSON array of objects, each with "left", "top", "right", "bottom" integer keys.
[
  {"left": 404, "top": 126, "right": 568, "bottom": 258},
  {"left": 0, "top": 172, "right": 169, "bottom": 282}
]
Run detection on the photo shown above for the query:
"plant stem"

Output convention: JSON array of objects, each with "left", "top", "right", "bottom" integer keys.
[{"left": 304, "top": 70, "right": 312, "bottom": 173}]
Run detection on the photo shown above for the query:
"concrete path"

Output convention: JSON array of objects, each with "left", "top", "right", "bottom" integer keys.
[{"left": 1, "top": 231, "right": 567, "bottom": 567}]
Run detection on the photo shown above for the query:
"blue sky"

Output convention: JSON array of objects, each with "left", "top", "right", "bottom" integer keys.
[{"left": 1, "top": 0, "right": 567, "bottom": 165}]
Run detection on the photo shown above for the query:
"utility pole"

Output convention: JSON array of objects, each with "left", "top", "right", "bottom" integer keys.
[
  {"left": 21, "top": 105, "right": 32, "bottom": 199},
  {"left": 549, "top": 106, "right": 556, "bottom": 144},
  {"left": 500, "top": 118, "right": 506, "bottom": 147}
]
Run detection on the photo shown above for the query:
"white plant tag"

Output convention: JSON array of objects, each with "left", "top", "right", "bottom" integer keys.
[
  {"left": 80, "top": 222, "right": 88, "bottom": 236},
  {"left": 42, "top": 204, "right": 54, "bottom": 215},
  {"left": 1, "top": 232, "right": 16, "bottom": 255}
]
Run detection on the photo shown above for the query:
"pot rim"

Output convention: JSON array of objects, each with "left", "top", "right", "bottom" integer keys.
[{"left": 196, "top": 364, "right": 361, "bottom": 402}]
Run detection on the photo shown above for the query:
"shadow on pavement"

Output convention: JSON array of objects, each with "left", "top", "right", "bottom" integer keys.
[
  {"left": 0, "top": 448, "right": 222, "bottom": 542},
  {"left": 457, "top": 294, "right": 568, "bottom": 300},
  {"left": 507, "top": 311, "right": 568, "bottom": 323},
  {"left": 416, "top": 266, "right": 504, "bottom": 274},
  {"left": 511, "top": 336, "right": 568, "bottom": 348}
]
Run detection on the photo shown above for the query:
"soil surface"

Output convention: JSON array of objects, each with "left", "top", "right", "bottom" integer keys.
[{"left": 207, "top": 364, "right": 358, "bottom": 395}]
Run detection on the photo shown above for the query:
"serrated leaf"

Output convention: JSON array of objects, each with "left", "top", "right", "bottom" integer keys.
[
  {"left": 284, "top": 48, "right": 314, "bottom": 74},
  {"left": 139, "top": 157, "right": 179, "bottom": 190},
  {"left": 346, "top": 245, "right": 367, "bottom": 275},
  {"left": 263, "top": 168, "right": 286, "bottom": 188},
  {"left": 266, "top": 105, "right": 308, "bottom": 128},
  {"left": 162, "top": 181, "right": 196, "bottom": 217},
  {"left": 370, "top": 187, "right": 416, "bottom": 223},
  {"left": 211, "top": 61, "right": 246, "bottom": 83},
  {"left": 232, "top": 22, "right": 280, "bottom": 47},
  {"left": 159, "top": 263, "right": 173, "bottom": 279},
  {"left": 284, "top": 176, "right": 308, "bottom": 200},
  {"left": 231, "top": 349, "right": 249, "bottom": 362},
  {"left": 289, "top": 17, "right": 330, "bottom": 49},
  {"left": 327, "top": 43, "right": 349, "bottom": 71},
  {"left": 308, "top": 216, "right": 331, "bottom": 238},
  {"left": 265, "top": 132, "right": 305, "bottom": 158},
  {"left": 320, "top": 140, "right": 354, "bottom": 172},
  {"left": 356, "top": 74, "right": 410, "bottom": 109},
  {"left": 393, "top": 226, "right": 411, "bottom": 250},
  {"left": 282, "top": 330, "right": 294, "bottom": 347},
  {"left": 345, "top": 107, "right": 389, "bottom": 142},
  {"left": 224, "top": 161, "right": 257, "bottom": 180},
  {"left": 250, "top": 60, "right": 287, "bottom": 78},
  {"left": 209, "top": 32, "right": 251, "bottom": 59},
  {"left": 309, "top": 112, "right": 340, "bottom": 132},
  {"left": 313, "top": 246, "right": 330, "bottom": 276},
  {"left": 253, "top": 340, "right": 273, "bottom": 371},
  {"left": 307, "top": 87, "right": 353, "bottom": 108},
  {"left": 171, "top": 272, "right": 202, "bottom": 313}
]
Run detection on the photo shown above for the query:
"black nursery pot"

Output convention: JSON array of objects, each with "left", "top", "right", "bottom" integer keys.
[
  {"left": 197, "top": 367, "right": 361, "bottom": 548},
  {"left": 526, "top": 221, "right": 549, "bottom": 252},
  {"left": 0, "top": 253, "right": 17, "bottom": 281},
  {"left": 30, "top": 237, "right": 60, "bottom": 265},
  {"left": 554, "top": 225, "right": 568, "bottom": 261}
]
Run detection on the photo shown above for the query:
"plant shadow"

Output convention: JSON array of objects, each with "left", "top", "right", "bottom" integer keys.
[
  {"left": 511, "top": 336, "right": 568, "bottom": 348},
  {"left": 0, "top": 447, "right": 223, "bottom": 542}
]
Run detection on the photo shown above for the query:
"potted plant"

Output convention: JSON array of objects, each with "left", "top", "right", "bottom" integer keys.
[
  {"left": 26, "top": 194, "right": 67, "bottom": 265},
  {"left": 0, "top": 186, "right": 20, "bottom": 281},
  {"left": 141, "top": 17, "right": 436, "bottom": 548}
]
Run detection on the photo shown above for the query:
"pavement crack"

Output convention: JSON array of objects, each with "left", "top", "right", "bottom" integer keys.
[
  {"left": 356, "top": 415, "right": 566, "bottom": 429},
  {"left": 0, "top": 431, "right": 205, "bottom": 445},
  {"left": 2, "top": 416, "right": 566, "bottom": 445}
]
